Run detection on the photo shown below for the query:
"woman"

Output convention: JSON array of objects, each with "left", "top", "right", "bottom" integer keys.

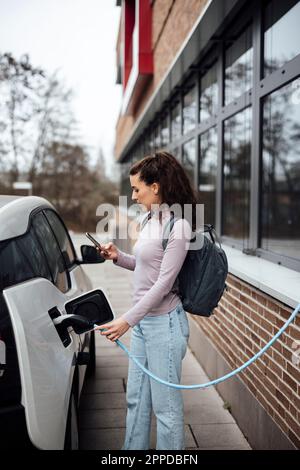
[{"left": 96, "top": 151, "right": 199, "bottom": 450}]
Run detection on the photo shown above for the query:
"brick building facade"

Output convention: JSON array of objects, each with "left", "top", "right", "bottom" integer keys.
[{"left": 114, "top": 0, "right": 300, "bottom": 449}]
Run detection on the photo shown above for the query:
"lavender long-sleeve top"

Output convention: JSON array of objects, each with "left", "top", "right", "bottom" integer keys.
[{"left": 113, "top": 209, "right": 192, "bottom": 327}]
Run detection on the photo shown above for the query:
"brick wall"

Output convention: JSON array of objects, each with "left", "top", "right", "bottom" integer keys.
[
  {"left": 152, "top": 0, "right": 208, "bottom": 91},
  {"left": 115, "top": 0, "right": 209, "bottom": 160},
  {"left": 192, "top": 274, "right": 300, "bottom": 448},
  {"left": 114, "top": 114, "right": 135, "bottom": 164}
]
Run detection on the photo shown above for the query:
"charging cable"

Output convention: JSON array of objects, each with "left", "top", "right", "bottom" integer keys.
[{"left": 94, "top": 303, "right": 300, "bottom": 390}]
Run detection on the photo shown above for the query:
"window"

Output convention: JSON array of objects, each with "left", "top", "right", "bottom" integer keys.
[
  {"left": 154, "top": 124, "right": 161, "bottom": 150},
  {"left": 200, "top": 63, "right": 218, "bottom": 122},
  {"left": 161, "top": 113, "right": 170, "bottom": 147},
  {"left": 120, "top": 161, "right": 133, "bottom": 199},
  {"left": 183, "top": 85, "right": 196, "bottom": 134},
  {"left": 225, "top": 24, "right": 253, "bottom": 105},
  {"left": 199, "top": 127, "right": 218, "bottom": 226},
  {"left": 261, "top": 79, "right": 300, "bottom": 260},
  {"left": 144, "top": 136, "right": 151, "bottom": 155},
  {"left": 171, "top": 100, "right": 181, "bottom": 141},
  {"left": 264, "top": 0, "right": 300, "bottom": 76},
  {"left": 0, "top": 229, "right": 52, "bottom": 291},
  {"left": 32, "top": 212, "right": 69, "bottom": 293},
  {"left": 223, "top": 107, "right": 252, "bottom": 246},
  {"left": 183, "top": 138, "right": 196, "bottom": 186},
  {"left": 44, "top": 210, "right": 76, "bottom": 269},
  {"left": 137, "top": 140, "right": 144, "bottom": 159},
  {"left": 172, "top": 146, "right": 181, "bottom": 162},
  {"left": 148, "top": 129, "right": 155, "bottom": 154}
]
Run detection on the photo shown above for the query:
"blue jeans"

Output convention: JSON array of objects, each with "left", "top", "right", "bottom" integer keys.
[{"left": 121, "top": 303, "right": 189, "bottom": 450}]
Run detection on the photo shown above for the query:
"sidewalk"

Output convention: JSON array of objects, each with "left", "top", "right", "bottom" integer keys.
[{"left": 72, "top": 234, "right": 251, "bottom": 450}]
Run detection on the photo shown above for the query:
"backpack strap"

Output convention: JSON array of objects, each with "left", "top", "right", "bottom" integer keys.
[
  {"left": 140, "top": 211, "right": 151, "bottom": 232},
  {"left": 161, "top": 213, "right": 181, "bottom": 295},
  {"left": 204, "top": 224, "right": 222, "bottom": 249},
  {"left": 162, "top": 213, "right": 177, "bottom": 250}
]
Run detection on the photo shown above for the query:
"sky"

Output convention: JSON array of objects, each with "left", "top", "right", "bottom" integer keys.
[{"left": 0, "top": 0, "right": 122, "bottom": 179}]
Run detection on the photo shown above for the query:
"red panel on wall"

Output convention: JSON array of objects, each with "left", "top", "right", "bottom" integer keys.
[
  {"left": 123, "top": 0, "right": 153, "bottom": 95},
  {"left": 124, "top": 0, "right": 135, "bottom": 89},
  {"left": 138, "top": 0, "right": 153, "bottom": 75}
]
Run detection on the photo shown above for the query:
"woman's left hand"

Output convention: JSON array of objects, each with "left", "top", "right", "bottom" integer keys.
[{"left": 95, "top": 317, "right": 130, "bottom": 342}]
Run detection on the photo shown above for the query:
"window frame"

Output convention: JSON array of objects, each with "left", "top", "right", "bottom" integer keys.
[
  {"left": 43, "top": 208, "right": 77, "bottom": 271},
  {"left": 198, "top": 126, "right": 218, "bottom": 228},
  {"left": 31, "top": 210, "right": 72, "bottom": 293}
]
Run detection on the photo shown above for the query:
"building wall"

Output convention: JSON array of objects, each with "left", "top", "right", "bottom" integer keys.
[
  {"left": 191, "top": 275, "right": 300, "bottom": 449},
  {"left": 152, "top": 0, "right": 208, "bottom": 90},
  {"left": 115, "top": 114, "right": 135, "bottom": 162},
  {"left": 115, "top": 0, "right": 208, "bottom": 160}
]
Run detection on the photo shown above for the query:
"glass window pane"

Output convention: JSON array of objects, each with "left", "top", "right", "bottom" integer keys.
[
  {"left": 44, "top": 210, "right": 75, "bottom": 268},
  {"left": 200, "top": 63, "right": 218, "bottom": 122},
  {"left": 261, "top": 79, "right": 300, "bottom": 260},
  {"left": 154, "top": 124, "right": 161, "bottom": 150},
  {"left": 199, "top": 127, "right": 218, "bottom": 226},
  {"left": 144, "top": 137, "right": 151, "bottom": 155},
  {"left": 137, "top": 141, "right": 144, "bottom": 159},
  {"left": 0, "top": 230, "right": 52, "bottom": 291},
  {"left": 120, "top": 161, "right": 132, "bottom": 198},
  {"left": 225, "top": 25, "right": 253, "bottom": 106},
  {"left": 32, "top": 212, "right": 69, "bottom": 293},
  {"left": 264, "top": 0, "right": 300, "bottom": 76},
  {"left": 172, "top": 146, "right": 181, "bottom": 161},
  {"left": 223, "top": 107, "right": 252, "bottom": 244},
  {"left": 17, "top": 230, "right": 52, "bottom": 281},
  {"left": 171, "top": 100, "right": 181, "bottom": 141},
  {"left": 183, "top": 138, "right": 196, "bottom": 186},
  {"left": 183, "top": 85, "right": 196, "bottom": 134},
  {"left": 148, "top": 130, "right": 155, "bottom": 154},
  {"left": 161, "top": 114, "right": 169, "bottom": 147}
]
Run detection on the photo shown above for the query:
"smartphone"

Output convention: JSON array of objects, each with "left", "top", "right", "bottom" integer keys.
[{"left": 85, "top": 232, "right": 103, "bottom": 250}]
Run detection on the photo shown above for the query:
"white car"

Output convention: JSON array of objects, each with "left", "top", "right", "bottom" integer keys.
[{"left": 0, "top": 195, "right": 114, "bottom": 450}]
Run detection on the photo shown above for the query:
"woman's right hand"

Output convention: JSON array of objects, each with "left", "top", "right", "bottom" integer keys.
[{"left": 97, "top": 242, "right": 118, "bottom": 261}]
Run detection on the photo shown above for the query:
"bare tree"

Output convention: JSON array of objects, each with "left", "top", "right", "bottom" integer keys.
[
  {"left": 0, "top": 52, "right": 119, "bottom": 231},
  {"left": 28, "top": 73, "right": 79, "bottom": 185},
  {"left": 36, "top": 141, "right": 119, "bottom": 231},
  {"left": 0, "top": 52, "right": 78, "bottom": 186},
  {"left": 0, "top": 52, "right": 45, "bottom": 183}
]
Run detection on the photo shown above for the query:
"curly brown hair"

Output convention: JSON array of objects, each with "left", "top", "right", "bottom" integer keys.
[{"left": 129, "top": 151, "right": 200, "bottom": 231}]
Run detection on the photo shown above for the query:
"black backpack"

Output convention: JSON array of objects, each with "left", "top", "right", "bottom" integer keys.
[{"left": 141, "top": 212, "right": 228, "bottom": 317}]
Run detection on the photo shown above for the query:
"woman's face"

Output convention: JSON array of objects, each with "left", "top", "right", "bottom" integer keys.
[{"left": 130, "top": 173, "right": 161, "bottom": 211}]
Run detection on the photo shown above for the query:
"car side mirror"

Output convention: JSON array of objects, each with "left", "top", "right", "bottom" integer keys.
[
  {"left": 60, "top": 289, "right": 114, "bottom": 334},
  {"left": 80, "top": 245, "right": 105, "bottom": 263}
]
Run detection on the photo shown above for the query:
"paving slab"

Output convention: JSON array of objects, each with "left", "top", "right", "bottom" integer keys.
[
  {"left": 79, "top": 425, "right": 197, "bottom": 451},
  {"left": 95, "top": 355, "right": 129, "bottom": 368},
  {"left": 79, "top": 408, "right": 127, "bottom": 429},
  {"left": 80, "top": 392, "right": 127, "bottom": 410},
  {"left": 79, "top": 428, "right": 126, "bottom": 450},
  {"left": 191, "top": 423, "right": 252, "bottom": 450},
  {"left": 96, "top": 347, "right": 125, "bottom": 357},
  {"left": 83, "top": 378, "right": 125, "bottom": 394},
  {"left": 95, "top": 366, "right": 129, "bottom": 380}
]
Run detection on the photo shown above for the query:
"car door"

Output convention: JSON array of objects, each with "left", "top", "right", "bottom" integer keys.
[
  {"left": 2, "top": 210, "right": 83, "bottom": 449},
  {"left": 43, "top": 208, "right": 93, "bottom": 393}
]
